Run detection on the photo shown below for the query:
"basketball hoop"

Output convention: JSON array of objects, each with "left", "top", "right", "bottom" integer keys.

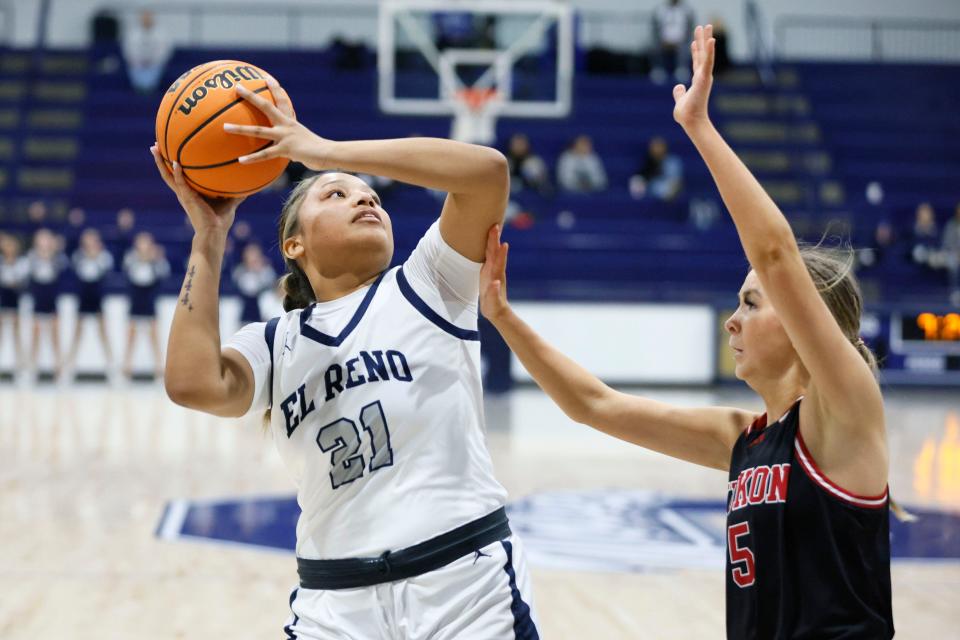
[{"left": 451, "top": 87, "right": 500, "bottom": 145}]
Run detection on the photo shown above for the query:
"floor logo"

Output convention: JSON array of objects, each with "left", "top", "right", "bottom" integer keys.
[{"left": 156, "top": 489, "right": 960, "bottom": 569}]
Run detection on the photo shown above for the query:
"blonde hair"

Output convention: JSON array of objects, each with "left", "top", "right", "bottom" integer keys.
[
  {"left": 799, "top": 243, "right": 914, "bottom": 521},
  {"left": 798, "top": 244, "right": 877, "bottom": 372}
]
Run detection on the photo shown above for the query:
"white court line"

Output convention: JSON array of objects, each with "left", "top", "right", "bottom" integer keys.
[{"left": 157, "top": 499, "right": 189, "bottom": 540}]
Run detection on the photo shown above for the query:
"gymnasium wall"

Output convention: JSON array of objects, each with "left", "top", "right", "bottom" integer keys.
[
  {"left": 510, "top": 302, "right": 715, "bottom": 384},
  {"left": 6, "top": 0, "right": 960, "bottom": 61},
  {"left": 0, "top": 296, "right": 717, "bottom": 384}
]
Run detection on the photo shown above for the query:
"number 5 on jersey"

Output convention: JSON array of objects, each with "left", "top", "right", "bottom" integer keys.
[
  {"left": 316, "top": 401, "right": 394, "bottom": 489},
  {"left": 728, "top": 521, "right": 756, "bottom": 588}
]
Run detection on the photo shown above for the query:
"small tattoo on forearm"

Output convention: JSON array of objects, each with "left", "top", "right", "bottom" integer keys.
[{"left": 181, "top": 264, "right": 196, "bottom": 311}]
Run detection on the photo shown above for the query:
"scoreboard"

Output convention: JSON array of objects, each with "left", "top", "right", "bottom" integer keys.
[{"left": 876, "top": 310, "right": 960, "bottom": 384}]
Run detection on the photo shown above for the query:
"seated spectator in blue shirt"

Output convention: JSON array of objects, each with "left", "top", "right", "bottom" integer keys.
[{"left": 557, "top": 135, "right": 608, "bottom": 194}]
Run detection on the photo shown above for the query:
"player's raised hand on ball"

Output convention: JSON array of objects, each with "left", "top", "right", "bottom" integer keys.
[
  {"left": 672, "top": 24, "right": 715, "bottom": 130},
  {"left": 151, "top": 144, "right": 243, "bottom": 236},
  {"left": 224, "top": 75, "right": 331, "bottom": 171},
  {"left": 480, "top": 225, "right": 511, "bottom": 322}
]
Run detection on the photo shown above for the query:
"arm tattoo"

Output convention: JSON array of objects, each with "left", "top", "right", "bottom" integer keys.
[{"left": 180, "top": 264, "right": 196, "bottom": 312}]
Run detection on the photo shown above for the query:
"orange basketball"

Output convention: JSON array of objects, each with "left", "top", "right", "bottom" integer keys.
[{"left": 155, "top": 60, "right": 290, "bottom": 198}]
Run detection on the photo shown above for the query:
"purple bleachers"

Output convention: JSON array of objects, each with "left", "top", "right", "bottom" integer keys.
[{"left": 3, "top": 46, "right": 956, "bottom": 305}]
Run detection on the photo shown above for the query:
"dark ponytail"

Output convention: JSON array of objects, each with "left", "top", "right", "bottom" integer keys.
[
  {"left": 264, "top": 174, "right": 324, "bottom": 428},
  {"left": 279, "top": 263, "right": 314, "bottom": 312},
  {"left": 276, "top": 174, "right": 323, "bottom": 311}
]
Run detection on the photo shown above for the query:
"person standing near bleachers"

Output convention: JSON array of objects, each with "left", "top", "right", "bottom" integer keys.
[
  {"left": 122, "top": 231, "right": 169, "bottom": 379},
  {"left": 650, "top": 0, "right": 695, "bottom": 84},
  {"left": 122, "top": 9, "right": 171, "bottom": 94},
  {"left": 231, "top": 242, "right": 276, "bottom": 323},
  {"left": 0, "top": 233, "right": 29, "bottom": 371},
  {"left": 28, "top": 228, "right": 69, "bottom": 379},
  {"left": 67, "top": 228, "right": 115, "bottom": 378}
]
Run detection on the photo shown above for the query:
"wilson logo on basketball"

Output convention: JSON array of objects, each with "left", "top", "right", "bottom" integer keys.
[
  {"left": 155, "top": 59, "right": 288, "bottom": 197},
  {"left": 177, "top": 65, "right": 266, "bottom": 116}
]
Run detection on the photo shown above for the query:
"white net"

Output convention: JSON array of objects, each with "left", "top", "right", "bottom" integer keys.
[{"left": 450, "top": 88, "right": 501, "bottom": 144}]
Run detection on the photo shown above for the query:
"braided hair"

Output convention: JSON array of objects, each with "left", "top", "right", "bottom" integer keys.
[{"left": 277, "top": 174, "right": 323, "bottom": 311}]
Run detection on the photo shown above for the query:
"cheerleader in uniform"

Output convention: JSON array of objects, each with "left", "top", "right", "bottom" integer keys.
[
  {"left": 0, "top": 233, "right": 29, "bottom": 371},
  {"left": 27, "top": 229, "right": 69, "bottom": 378},
  {"left": 122, "top": 231, "right": 169, "bottom": 379},
  {"left": 67, "top": 228, "right": 115, "bottom": 377},
  {"left": 231, "top": 242, "right": 276, "bottom": 323}
]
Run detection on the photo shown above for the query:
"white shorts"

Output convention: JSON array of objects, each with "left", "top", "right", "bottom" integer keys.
[{"left": 282, "top": 534, "right": 539, "bottom": 639}]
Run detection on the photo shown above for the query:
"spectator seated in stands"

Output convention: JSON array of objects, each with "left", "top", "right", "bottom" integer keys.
[
  {"left": 629, "top": 136, "right": 683, "bottom": 201},
  {"left": 557, "top": 134, "right": 608, "bottom": 194},
  {"left": 64, "top": 207, "right": 87, "bottom": 254},
  {"left": 650, "top": 0, "right": 695, "bottom": 84},
  {"left": 909, "top": 202, "right": 939, "bottom": 270},
  {"left": 24, "top": 199, "right": 50, "bottom": 237},
  {"left": 942, "top": 202, "right": 960, "bottom": 307},
  {"left": 122, "top": 10, "right": 171, "bottom": 94},
  {"left": 506, "top": 133, "right": 552, "bottom": 196}
]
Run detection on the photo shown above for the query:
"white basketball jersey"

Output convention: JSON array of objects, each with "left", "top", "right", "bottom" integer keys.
[
  {"left": 0, "top": 256, "right": 28, "bottom": 289},
  {"left": 226, "top": 222, "right": 507, "bottom": 559}
]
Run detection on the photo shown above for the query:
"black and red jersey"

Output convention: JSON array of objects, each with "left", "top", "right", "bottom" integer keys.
[{"left": 725, "top": 398, "right": 894, "bottom": 639}]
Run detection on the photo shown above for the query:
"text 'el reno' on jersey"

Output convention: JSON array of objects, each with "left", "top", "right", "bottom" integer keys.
[{"left": 279, "top": 349, "right": 413, "bottom": 438}]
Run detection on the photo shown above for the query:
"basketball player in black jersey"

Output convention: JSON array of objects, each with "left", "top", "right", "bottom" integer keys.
[{"left": 480, "top": 24, "right": 893, "bottom": 639}]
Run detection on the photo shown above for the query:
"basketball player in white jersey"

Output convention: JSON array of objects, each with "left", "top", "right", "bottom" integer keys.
[{"left": 152, "top": 75, "right": 539, "bottom": 639}]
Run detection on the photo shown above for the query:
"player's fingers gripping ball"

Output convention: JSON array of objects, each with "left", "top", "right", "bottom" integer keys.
[{"left": 155, "top": 60, "right": 290, "bottom": 198}]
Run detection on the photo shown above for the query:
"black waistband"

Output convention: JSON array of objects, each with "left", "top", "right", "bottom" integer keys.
[{"left": 297, "top": 507, "right": 511, "bottom": 590}]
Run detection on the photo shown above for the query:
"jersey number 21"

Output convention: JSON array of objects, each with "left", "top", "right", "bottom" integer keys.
[{"left": 316, "top": 400, "right": 394, "bottom": 489}]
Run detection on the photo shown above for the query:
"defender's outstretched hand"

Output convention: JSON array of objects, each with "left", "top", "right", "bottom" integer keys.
[
  {"left": 223, "top": 75, "right": 330, "bottom": 170},
  {"left": 150, "top": 144, "right": 243, "bottom": 236},
  {"left": 672, "top": 24, "right": 715, "bottom": 130},
  {"left": 479, "top": 225, "right": 511, "bottom": 322}
]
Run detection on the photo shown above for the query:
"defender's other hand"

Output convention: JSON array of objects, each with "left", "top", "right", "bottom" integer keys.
[
  {"left": 480, "top": 225, "right": 511, "bottom": 323},
  {"left": 672, "top": 24, "right": 716, "bottom": 130}
]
